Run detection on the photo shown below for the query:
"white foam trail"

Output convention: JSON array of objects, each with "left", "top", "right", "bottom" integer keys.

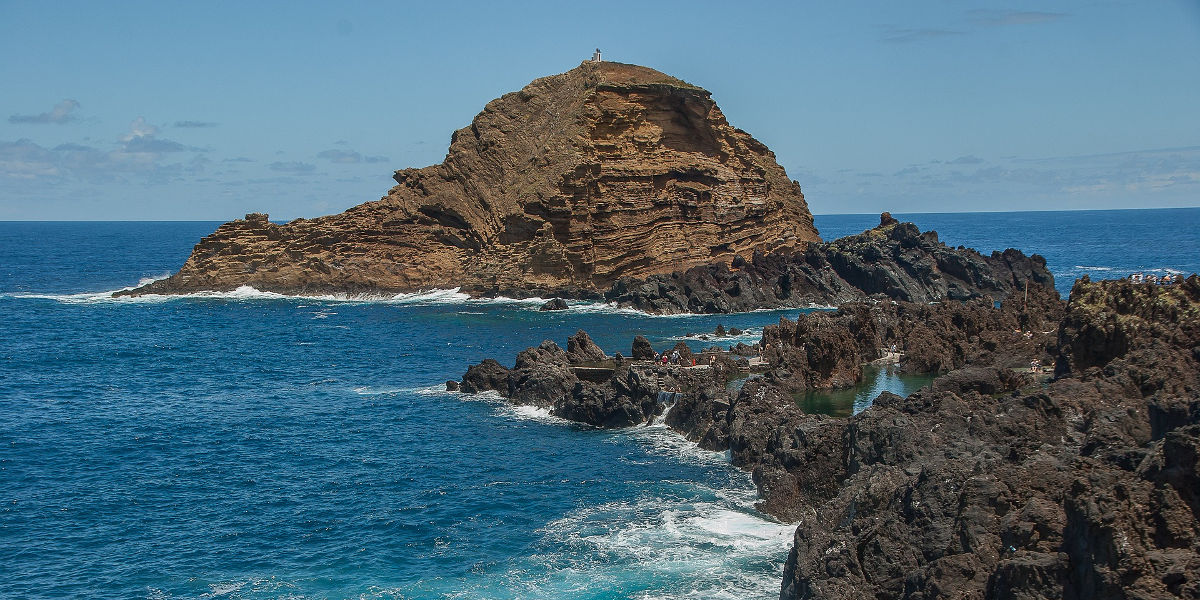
[
  {"left": 564, "top": 301, "right": 697, "bottom": 318},
  {"left": 1075, "top": 265, "right": 1113, "bottom": 271},
  {"left": 352, "top": 386, "right": 409, "bottom": 396},
  {"left": 5, "top": 279, "right": 840, "bottom": 318}
]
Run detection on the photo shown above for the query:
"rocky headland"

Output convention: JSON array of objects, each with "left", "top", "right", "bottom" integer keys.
[
  {"left": 118, "top": 61, "right": 818, "bottom": 298},
  {"left": 459, "top": 276, "right": 1200, "bottom": 598}
]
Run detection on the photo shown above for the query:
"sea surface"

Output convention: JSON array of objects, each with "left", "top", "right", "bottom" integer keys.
[{"left": 2, "top": 208, "right": 1198, "bottom": 599}]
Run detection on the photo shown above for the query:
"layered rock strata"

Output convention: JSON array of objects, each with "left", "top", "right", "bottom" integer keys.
[
  {"left": 461, "top": 276, "right": 1200, "bottom": 598},
  {"left": 604, "top": 212, "right": 1055, "bottom": 314},
  {"left": 119, "top": 61, "right": 817, "bottom": 298}
]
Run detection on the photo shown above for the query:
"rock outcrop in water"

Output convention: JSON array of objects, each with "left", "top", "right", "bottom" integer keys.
[
  {"left": 604, "top": 212, "right": 1055, "bottom": 314},
  {"left": 461, "top": 276, "right": 1200, "bottom": 598},
  {"left": 119, "top": 61, "right": 818, "bottom": 298}
]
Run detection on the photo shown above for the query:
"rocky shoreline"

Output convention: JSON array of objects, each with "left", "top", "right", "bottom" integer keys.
[{"left": 458, "top": 276, "right": 1200, "bottom": 598}]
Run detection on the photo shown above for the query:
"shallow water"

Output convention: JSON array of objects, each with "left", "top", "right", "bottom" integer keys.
[{"left": 796, "top": 365, "right": 935, "bottom": 418}]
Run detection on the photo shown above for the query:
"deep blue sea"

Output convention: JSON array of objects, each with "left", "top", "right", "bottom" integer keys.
[{"left": 2, "top": 208, "right": 1198, "bottom": 599}]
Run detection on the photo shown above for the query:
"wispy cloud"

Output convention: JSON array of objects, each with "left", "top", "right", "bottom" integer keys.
[
  {"left": 317, "top": 148, "right": 389, "bottom": 164},
  {"left": 174, "top": 120, "right": 218, "bottom": 128},
  {"left": 1, "top": 115, "right": 211, "bottom": 185},
  {"left": 882, "top": 28, "right": 963, "bottom": 44},
  {"left": 948, "top": 155, "right": 984, "bottom": 165},
  {"left": 932, "top": 146, "right": 1198, "bottom": 193},
  {"left": 0, "top": 136, "right": 208, "bottom": 184},
  {"left": 9, "top": 99, "right": 81, "bottom": 124},
  {"left": 968, "top": 9, "right": 1067, "bottom": 26},
  {"left": 120, "top": 117, "right": 200, "bottom": 153},
  {"left": 269, "top": 161, "right": 316, "bottom": 174}
]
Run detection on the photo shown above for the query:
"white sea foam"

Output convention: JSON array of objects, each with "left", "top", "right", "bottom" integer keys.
[
  {"left": 3, "top": 282, "right": 583, "bottom": 311},
  {"left": 4, "top": 279, "right": 837, "bottom": 321},
  {"left": 664, "top": 328, "right": 763, "bottom": 345},
  {"left": 562, "top": 301, "right": 696, "bottom": 318},
  {"left": 352, "top": 385, "right": 410, "bottom": 396},
  {"left": 349, "top": 383, "right": 458, "bottom": 397},
  {"left": 511, "top": 488, "right": 794, "bottom": 600},
  {"left": 1075, "top": 265, "right": 1114, "bottom": 271},
  {"left": 499, "top": 403, "right": 572, "bottom": 425},
  {"left": 621, "top": 418, "right": 733, "bottom": 467}
]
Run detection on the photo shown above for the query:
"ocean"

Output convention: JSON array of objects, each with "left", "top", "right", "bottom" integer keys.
[{"left": 2, "top": 208, "right": 1198, "bottom": 599}]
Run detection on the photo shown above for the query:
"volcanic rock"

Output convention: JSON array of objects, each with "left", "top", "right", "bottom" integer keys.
[
  {"left": 566, "top": 329, "right": 607, "bottom": 364},
  {"left": 460, "top": 276, "right": 1200, "bottom": 597},
  {"left": 118, "top": 61, "right": 818, "bottom": 298},
  {"left": 604, "top": 215, "right": 1055, "bottom": 313},
  {"left": 631, "top": 335, "right": 656, "bottom": 360}
]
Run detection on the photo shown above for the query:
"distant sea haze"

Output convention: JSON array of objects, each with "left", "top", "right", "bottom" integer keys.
[{"left": 0, "top": 207, "right": 1197, "bottom": 598}]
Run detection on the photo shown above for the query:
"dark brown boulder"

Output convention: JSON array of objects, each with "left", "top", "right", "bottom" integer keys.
[
  {"left": 460, "top": 358, "right": 509, "bottom": 393},
  {"left": 566, "top": 329, "right": 606, "bottom": 364},
  {"left": 631, "top": 335, "right": 656, "bottom": 361}
]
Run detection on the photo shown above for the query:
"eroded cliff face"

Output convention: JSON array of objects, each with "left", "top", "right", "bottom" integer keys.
[{"left": 123, "top": 61, "right": 817, "bottom": 297}]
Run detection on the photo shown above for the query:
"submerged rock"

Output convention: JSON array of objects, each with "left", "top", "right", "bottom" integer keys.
[{"left": 539, "top": 298, "right": 569, "bottom": 311}]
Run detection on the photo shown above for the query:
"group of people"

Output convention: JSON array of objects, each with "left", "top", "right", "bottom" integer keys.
[
  {"left": 654, "top": 350, "right": 693, "bottom": 366},
  {"left": 1129, "top": 272, "right": 1184, "bottom": 285}
]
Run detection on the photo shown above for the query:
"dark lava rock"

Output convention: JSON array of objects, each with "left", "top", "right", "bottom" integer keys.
[
  {"left": 631, "top": 335, "right": 656, "bottom": 361},
  {"left": 445, "top": 380, "right": 459, "bottom": 392},
  {"left": 507, "top": 341, "right": 577, "bottom": 407},
  {"left": 460, "top": 358, "right": 509, "bottom": 393},
  {"left": 461, "top": 277, "right": 1200, "bottom": 599},
  {"left": 539, "top": 297, "right": 569, "bottom": 311},
  {"left": 461, "top": 330, "right": 726, "bottom": 428},
  {"left": 669, "top": 341, "right": 695, "bottom": 364},
  {"left": 566, "top": 329, "right": 607, "bottom": 364},
  {"left": 776, "top": 278, "right": 1200, "bottom": 599},
  {"left": 603, "top": 215, "right": 1055, "bottom": 314}
]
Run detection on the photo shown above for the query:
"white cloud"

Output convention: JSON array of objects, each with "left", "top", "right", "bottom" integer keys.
[{"left": 9, "top": 99, "right": 81, "bottom": 124}]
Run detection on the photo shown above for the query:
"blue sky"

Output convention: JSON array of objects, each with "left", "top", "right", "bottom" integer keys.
[{"left": 2, "top": 0, "right": 1198, "bottom": 220}]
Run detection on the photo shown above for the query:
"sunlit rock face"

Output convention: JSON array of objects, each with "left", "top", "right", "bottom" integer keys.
[{"left": 124, "top": 61, "right": 818, "bottom": 297}]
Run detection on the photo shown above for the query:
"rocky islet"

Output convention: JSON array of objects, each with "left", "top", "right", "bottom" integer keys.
[{"left": 118, "top": 61, "right": 818, "bottom": 299}]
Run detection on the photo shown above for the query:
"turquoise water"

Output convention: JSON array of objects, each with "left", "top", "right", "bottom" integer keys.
[{"left": 1, "top": 208, "right": 1198, "bottom": 598}]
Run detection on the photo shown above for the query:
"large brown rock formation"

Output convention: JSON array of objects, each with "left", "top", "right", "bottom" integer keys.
[{"left": 121, "top": 61, "right": 818, "bottom": 297}]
